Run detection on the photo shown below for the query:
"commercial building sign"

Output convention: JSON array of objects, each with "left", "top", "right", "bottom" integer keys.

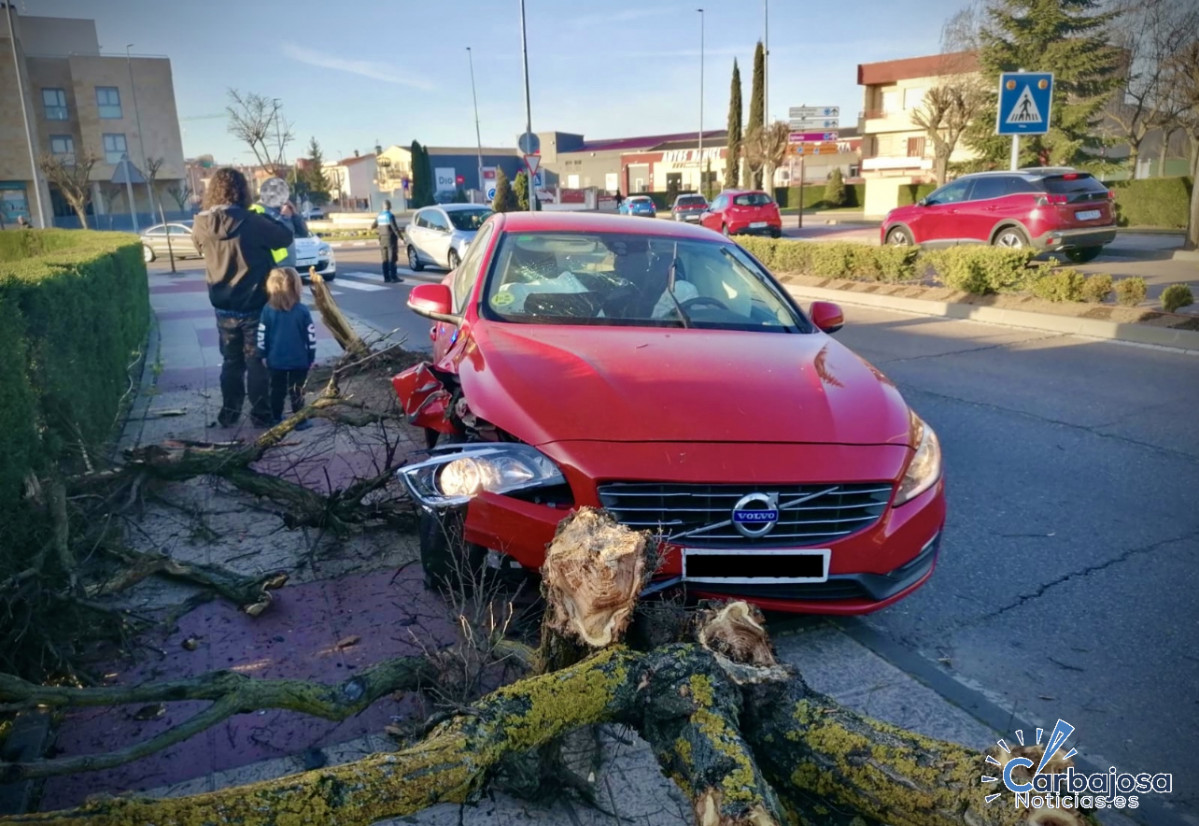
[{"left": 660, "top": 147, "right": 724, "bottom": 169}]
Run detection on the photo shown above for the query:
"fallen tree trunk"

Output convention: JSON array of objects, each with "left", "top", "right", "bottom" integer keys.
[{"left": 309, "top": 271, "right": 368, "bottom": 359}]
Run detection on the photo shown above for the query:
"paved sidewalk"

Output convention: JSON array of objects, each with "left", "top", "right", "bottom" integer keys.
[{"left": 24, "top": 267, "right": 1159, "bottom": 826}]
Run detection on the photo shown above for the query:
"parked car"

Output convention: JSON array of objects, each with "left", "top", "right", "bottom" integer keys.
[
  {"left": 880, "top": 168, "right": 1116, "bottom": 262},
  {"left": 140, "top": 221, "right": 200, "bottom": 262},
  {"left": 393, "top": 212, "right": 945, "bottom": 614},
  {"left": 671, "top": 193, "right": 709, "bottom": 223},
  {"left": 619, "top": 195, "right": 657, "bottom": 218},
  {"left": 700, "top": 190, "right": 782, "bottom": 237},
  {"left": 295, "top": 236, "right": 336, "bottom": 281},
  {"left": 406, "top": 204, "right": 494, "bottom": 271},
  {"left": 302, "top": 206, "right": 326, "bottom": 220}
]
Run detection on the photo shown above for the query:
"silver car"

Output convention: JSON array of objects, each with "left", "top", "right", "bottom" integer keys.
[
  {"left": 140, "top": 221, "right": 201, "bottom": 262},
  {"left": 405, "top": 204, "right": 493, "bottom": 271}
]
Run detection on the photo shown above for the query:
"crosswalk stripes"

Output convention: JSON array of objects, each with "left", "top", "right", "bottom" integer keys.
[{"left": 329, "top": 272, "right": 388, "bottom": 291}]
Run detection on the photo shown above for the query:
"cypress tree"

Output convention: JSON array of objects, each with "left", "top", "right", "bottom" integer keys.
[
  {"left": 748, "top": 41, "right": 766, "bottom": 187},
  {"left": 726, "top": 59, "right": 743, "bottom": 189}
]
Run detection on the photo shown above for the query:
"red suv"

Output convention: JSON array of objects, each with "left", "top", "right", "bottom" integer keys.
[
  {"left": 880, "top": 168, "right": 1116, "bottom": 262},
  {"left": 701, "top": 190, "right": 782, "bottom": 238}
]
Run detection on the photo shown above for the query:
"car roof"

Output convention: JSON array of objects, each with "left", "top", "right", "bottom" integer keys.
[
  {"left": 439, "top": 203, "right": 493, "bottom": 212},
  {"left": 958, "top": 167, "right": 1089, "bottom": 181},
  {"left": 628, "top": 195, "right": 653, "bottom": 200},
  {"left": 494, "top": 210, "right": 719, "bottom": 241}
]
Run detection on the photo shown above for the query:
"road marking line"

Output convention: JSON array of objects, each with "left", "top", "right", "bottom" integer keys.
[{"left": 332, "top": 278, "right": 388, "bottom": 292}]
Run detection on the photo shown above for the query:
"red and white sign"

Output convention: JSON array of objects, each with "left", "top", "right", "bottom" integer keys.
[{"left": 524, "top": 154, "right": 541, "bottom": 176}]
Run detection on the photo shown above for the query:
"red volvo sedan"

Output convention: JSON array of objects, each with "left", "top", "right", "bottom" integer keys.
[{"left": 394, "top": 212, "right": 945, "bottom": 614}]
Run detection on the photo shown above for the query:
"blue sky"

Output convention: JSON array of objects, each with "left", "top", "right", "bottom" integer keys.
[{"left": 31, "top": 0, "right": 969, "bottom": 164}]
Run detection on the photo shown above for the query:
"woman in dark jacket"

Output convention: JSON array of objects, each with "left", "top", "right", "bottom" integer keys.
[{"left": 193, "top": 168, "right": 294, "bottom": 428}]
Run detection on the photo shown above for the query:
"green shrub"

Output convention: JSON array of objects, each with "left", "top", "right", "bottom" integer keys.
[
  {"left": 736, "top": 238, "right": 916, "bottom": 282},
  {"left": 1161, "top": 283, "right": 1195, "bottom": 313},
  {"left": 897, "top": 183, "right": 938, "bottom": 207},
  {"left": 0, "top": 230, "right": 148, "bottom": 543},
  {"left": 1114, "top": 276, "right": 1147, "bottom": 307},
  {"left": 925, "top": 246, "right": 1037, "bottom": 294},
  {"left": 1079, "top": 273, "right": 1113, "bottom": 303},
  {"left": 1109, "top": 177, "right": 1191, "bottom": 229},
  {"left": 824, "top": 168, "right": 847, "bottom": 208},
  {"left": 1030, "top": 267, "right": 1087, "bottom": 302},
  {"left": 774, "top": 184, "right": 863, "bottom": 210}
]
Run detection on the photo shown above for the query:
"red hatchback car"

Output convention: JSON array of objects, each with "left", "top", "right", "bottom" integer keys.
[
  {"left": 701, "top": 190, "right": 783, "bottom": 238},
  {"left": 881, "top": 168, "right": 1117, "bottom": 262},
  {"left": 394, "top": 212, "right": 945, "bottom": 615}
]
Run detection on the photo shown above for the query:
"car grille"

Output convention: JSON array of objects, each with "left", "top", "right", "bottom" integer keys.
[{"left": 596, "top": 482, "right": 892, "bottom": 547}]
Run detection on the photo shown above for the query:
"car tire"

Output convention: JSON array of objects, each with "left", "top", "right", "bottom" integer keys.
[
  {"left": 992, "top": 226, "right": 1030, "bottom": 249},
  {"left": 1065, "top": 246, "right": 1102, "bottom": 263},
  {"left": 886, "top": 227, "right": 914, "bottom": 246},
  {"left": 770, "top": 228, "right": 781, "bottom": 239},
  {"left": 142, "top": 245, "right": 156, "bottom": 263},
  {"left": 407, "top": 245, "right": 424, "bottom": 272},
  {"left": 417, "top": 506, "right": 487, "bottom": 594},
  {"left": 447, "top": 249, "right": 460, "bottom": 271}
]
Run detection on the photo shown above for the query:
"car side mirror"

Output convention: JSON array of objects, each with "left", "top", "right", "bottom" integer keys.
[
  {"left": 810, "top": 301, "right": 844, "bottom": 334},
  {"left": 407, "top": 283, "right": 460, "bottom": 325},
  {"left": 917, "top": 198, "right": 929, "bottom": 207}
]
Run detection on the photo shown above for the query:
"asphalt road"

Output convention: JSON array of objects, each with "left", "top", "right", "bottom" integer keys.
[{"left": 326, "top": 247, "right": 1199, "bottom": 819}]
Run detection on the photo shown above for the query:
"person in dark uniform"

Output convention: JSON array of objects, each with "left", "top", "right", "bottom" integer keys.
[{"left": 370, "top": 200, "right": 403, "bottom": 282}]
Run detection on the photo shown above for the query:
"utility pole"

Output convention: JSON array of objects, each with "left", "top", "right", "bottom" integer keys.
[
  {"left": 126, "top": 45, "right": 154, "bottom": 223},
  {"left": 697, "top": 8, "right": 704, "bottom": 196},
  {"left": 518, "top": 0, "right": 537, "bottom": 210},
  {"left": 272, "top": 98, "right": 285, "bottom": 174},
  {"left": 7, "top": 1, "right": 47, "bottom": 227},
  {"left": 467, "top": 47, "right": 484, "bottom": 200}
]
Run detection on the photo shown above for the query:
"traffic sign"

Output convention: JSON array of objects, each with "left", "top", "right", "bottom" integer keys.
[
  {"left": 997, "top": 72, "right": 1053, "bottom": 136},
  {"left": 518, "top": 132, "right": 540, "bottom": 154},
  {"left": 790, "top": 117, "right": 839, "bottom": 130},
  {"left": 788, "top": 142, "right": 840, "bottom": 156},
  {"left": 789, "top": 105, "right": 839, "bottom": 119},
  {"left": 524, "top": 154, "right": 541, "bottom": 176},
  {"left": 788, "top": 131, "right": 839, "bottom": 143},
  {"left": 486, "top": 187, "right": 497, "bottom": 200}
]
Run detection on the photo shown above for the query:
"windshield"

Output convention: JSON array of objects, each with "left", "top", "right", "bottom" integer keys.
[
  {"left": 481, "top": 231, "right": 806, "bottom": 332},
  {"left": 447, "top": 208, "right": 493, "bottom": 231},
  {"left": 733, "top": 193, "right": 773, "bottom": 207},
  {"left": 677, "top": 196, "right": 706, "bottom": 207}
]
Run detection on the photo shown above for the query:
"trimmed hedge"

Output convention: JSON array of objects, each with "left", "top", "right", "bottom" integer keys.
[
  {"left": 774, "top": 184, "right": 864, "bottom": 210},
  {"left": 0, "top": 230, "right": 149, "bottom": 543},
  {"left": 923, "top": 247, "right": 1037, "bottom": 294},
  {"left": 737, "top": 237, "right": 919, "bottom": 283},
  {"left": 1109, "top": 177, "right": 1191, "bottom": 229},
  {"left": 897, "top": 184, "right": 938, "bottom": 207}
]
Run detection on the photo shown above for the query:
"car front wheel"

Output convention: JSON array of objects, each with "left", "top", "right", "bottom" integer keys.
[
  {"left": 142, "top": 245, "right": 156, "bottom": 263},
  {"left": 1065, "top": 246, "right": 1102, "bottom": 263},
  {"left": 417, "top": 507, "right": 487, "bottom": 593},
  {"left": 447, "top": 249, "right": 460, "bottom": 271},
  {"left": 407, "top": 245, "right": 424, "bottom": 271},
  {"left": 886, "top": 227, "right": 913, "bottom": 246},
  {"left": 993, "top": 226, "right": 1030, "bottom": 249}
]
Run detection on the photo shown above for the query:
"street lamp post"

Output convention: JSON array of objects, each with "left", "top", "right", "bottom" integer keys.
[
  {"left": 763, "top": 1, "right": 769, "bottom": 126},
  {"left": 697, "top": 8, "right": 704, "bottom": 196},
  {"left": 7, "top": 1, "right": 47, "bottom": 227},
  {"left": 518, "top": 0, "right": 537, "bottom": 210},
  {"left": 272, "top": 98, "right": 285, "bottom": 173},
  {"left": 126, "top": 45, "right": 153, "bottom": 225},
  {"left": 467, "top": 47, "right": 484, "bottom": 201}
]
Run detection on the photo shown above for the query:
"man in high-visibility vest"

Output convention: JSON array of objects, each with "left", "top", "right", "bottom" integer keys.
[
  {"left": 370, "top": 200, "right": 403, "bottom": 282},
  {"left": 249, "top": 202, "right": 296, "bottom": 267}
]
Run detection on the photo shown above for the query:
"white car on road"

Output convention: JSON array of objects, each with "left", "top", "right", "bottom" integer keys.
[
  {"left": 295, "top": 236, "right": 336, "bottom": 281},
  {"left": 405, "top": 204, "right": 493, "bottom": 271}
]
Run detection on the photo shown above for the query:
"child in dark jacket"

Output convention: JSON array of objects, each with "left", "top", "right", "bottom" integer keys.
[{"left": 256, "top": 267, "right": 317, "bottom": 428}]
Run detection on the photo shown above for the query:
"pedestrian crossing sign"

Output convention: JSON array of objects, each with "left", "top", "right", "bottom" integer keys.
[{"left": 997, "top": 72, "right": 1053, "bottom": 136}]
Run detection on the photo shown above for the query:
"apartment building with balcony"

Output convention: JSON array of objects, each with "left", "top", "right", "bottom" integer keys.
[
  {"left": 857, "top": 51, "right": 980, "bottom": 217},
  {"left": 1, "top": 4, "right": 185, "bottom": 228}
]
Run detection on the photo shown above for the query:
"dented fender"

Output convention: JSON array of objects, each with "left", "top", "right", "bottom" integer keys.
[{"left": 391, "top": 363, "right": 457, "bottom": 435}]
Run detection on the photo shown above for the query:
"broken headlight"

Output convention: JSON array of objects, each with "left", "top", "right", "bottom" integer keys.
[
  {"left": 398, "top": 443, "right": 566, "bottom": 507},
  {"left": 895, "top": 413, "right": 942, "bottom": 506}
]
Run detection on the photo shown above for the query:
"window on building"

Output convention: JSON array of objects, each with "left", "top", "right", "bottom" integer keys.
[
  {"left": 904, "top": 87, "right": 926, "bottom": 110},
  {"left": 906, "top": 136, "right": 927, "bottom": 158},
  {"left": 42, "top": 88, "right": 68, "bottom": 120},
  {"left": 96, "top": 86, "right": 122, "bottom": 119},
  {"left": 103, "top": 133, "right": 128, "bottom": 164},
  {"left": 881, "top": 89, "right": 900, "bottom": 114},
  {"left": 49, "top": 135, "right": 75, "bottom": 161}
]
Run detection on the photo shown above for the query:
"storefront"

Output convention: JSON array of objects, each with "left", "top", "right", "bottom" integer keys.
[{"left": 620, "top": 146, "right": 726, "bottom": 195}]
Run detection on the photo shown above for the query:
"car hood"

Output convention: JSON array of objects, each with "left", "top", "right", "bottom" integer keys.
[
  {"left": 295, "top": 237, "right": 326, "bottom": 255},
  {"left": 457, "top": 323, "right": 911, "bottom": 447}
]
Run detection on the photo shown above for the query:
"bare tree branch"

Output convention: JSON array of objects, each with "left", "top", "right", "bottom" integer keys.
[
  {"left": 225, "top": 90, "right": 293, "bottom": 176},
  {"left": 912, "top": 80, "right": 988, "bottom": 185},
  {"left": 37, "top": 153, "right": 98, "bottom": 229}
]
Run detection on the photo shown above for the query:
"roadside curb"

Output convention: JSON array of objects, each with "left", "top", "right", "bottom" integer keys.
[{"left": 784, "top": 282, "right": 1199, "bottom": 353}]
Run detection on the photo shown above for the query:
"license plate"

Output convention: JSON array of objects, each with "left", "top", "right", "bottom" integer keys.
[
  {"left": 682, "top": 548, "right": 830, "bottom": 585},
  {"left": 1075, "top": 209, "right": 1101, "bottom": 221},
  {"left": 296, "top": 258, "right": 316, "bottom": 267},
  {"left": 749, "top": 221, "right": 767, "bottom": 228}
]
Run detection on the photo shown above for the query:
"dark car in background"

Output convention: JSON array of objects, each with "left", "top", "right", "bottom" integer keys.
[
  {"left": 880, "top": 167, "right": 1116, "bottom": 262},
  {"left": 701, "top": 190, "right": 782, "bottom": 237},
  {"left": 671, "top": 193, "right": 709, "bottom": 223}
]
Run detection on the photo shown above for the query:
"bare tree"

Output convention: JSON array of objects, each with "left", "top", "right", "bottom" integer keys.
[
  {"left": 166, "top": 183, "right": 193, "bottom": 213},
  {"left": 225, "top": 90, "right": 293, "bottom": 176},
  {"left": 38, "top": 153, "right": 98, "bottom": 229},
  {"left": 1108, "top": 0, "right": 1196, "bottom": 177},
  {"left": 1161, "top": 33, "right": 1199, "bottom": 247},
  {"left": 744, "top": 121, "right": 790, "bottom": 194},
  {"left": 912, "top": 80, "right": 988, "bottom": 185}
]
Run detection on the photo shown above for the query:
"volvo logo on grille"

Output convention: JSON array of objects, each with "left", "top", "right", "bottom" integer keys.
[{"left": 731, "top": 492, "right": 779, "bottom": 538}]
